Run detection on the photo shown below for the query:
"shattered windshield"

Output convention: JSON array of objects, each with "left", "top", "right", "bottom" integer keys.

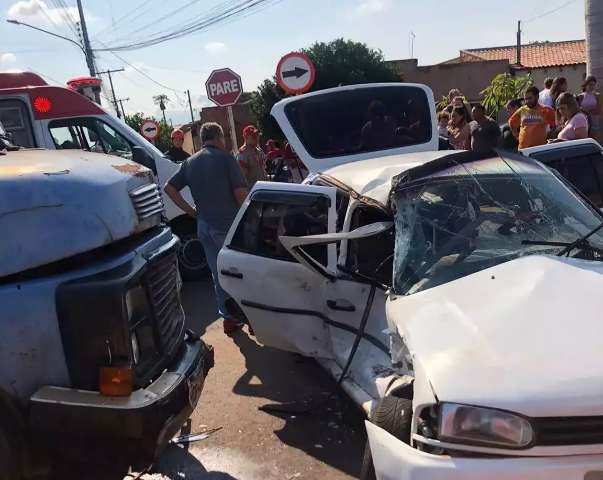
[{"left": 392, "top": 154, "right": 603, "bottom": 295}]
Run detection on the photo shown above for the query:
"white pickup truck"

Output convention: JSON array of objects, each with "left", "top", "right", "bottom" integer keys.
[
  {"left": 0, "top": 127, "right": 213, "bottom": 478},
  {"left": 218, "top": 83, "right": 603, "bottom": 479},
  {"left": 0, "top": 71, "right": 206, "bottom": 280}
]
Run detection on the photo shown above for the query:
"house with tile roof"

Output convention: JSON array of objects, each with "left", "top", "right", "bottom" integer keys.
[{"left": 388, "top": 39, "right": 586, "bottom": 104}]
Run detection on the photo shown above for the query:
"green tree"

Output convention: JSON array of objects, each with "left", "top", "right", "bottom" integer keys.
[
  {"left": 481, "top": 73, "right": 533, "bottom": 117},
  {"left": 250, "top": 38, "right": 400, "bottom": 140},
  {"left": 124, "top": 112, "right": 172, "bottom": 152},
  {"left": 124, "top": 112, "right": 145, "bottom": 133},
  {"left": 153, "top": 94, "right": 170, "bottom": 124}
]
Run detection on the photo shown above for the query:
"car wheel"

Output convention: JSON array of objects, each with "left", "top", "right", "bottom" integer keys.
[
  {"left": 171, "top": 220, "right": 208, "bottom": 281},
  {"left": 359, "top": 396, "right": 412, "bottom": 480}
]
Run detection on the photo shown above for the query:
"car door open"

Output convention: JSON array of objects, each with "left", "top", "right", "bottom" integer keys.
[{"left": 218, "top": 182, "right": 337, "bottom": 358}]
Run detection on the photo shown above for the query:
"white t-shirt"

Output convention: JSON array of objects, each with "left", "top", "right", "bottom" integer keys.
[{"left": 539, "top": 89, "right": 554, "bottom": 108}]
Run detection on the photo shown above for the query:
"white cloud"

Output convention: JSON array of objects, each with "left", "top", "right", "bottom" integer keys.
[
  {"left": 352, "top": 0, "right": 392, "bottom": 16},
  {"left": 8, "top": 0, "right": 80, "bottom": 26},
  {"left": 0, "top": 53, "right": 17, "bottom": 65},
  {"left": 204, "top": 42, "right": 227, "bottom": 55}
]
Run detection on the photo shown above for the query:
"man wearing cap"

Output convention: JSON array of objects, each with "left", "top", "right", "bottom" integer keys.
[
  {"left": 236, "top": 125, "right": 266, "bottom": 187},
  {"left": 164, "top": 129, "right": 189, "bottom": 163}
]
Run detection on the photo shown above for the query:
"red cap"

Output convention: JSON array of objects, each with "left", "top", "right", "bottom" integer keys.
[
  {"left": 171, "top": 129, "right": 184, "bottom": 140},
  {"left": 242, "top": 125, "right": 259, "bottom": 138}
]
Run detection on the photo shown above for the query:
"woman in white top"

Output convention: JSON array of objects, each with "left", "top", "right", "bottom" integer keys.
[
  {"left": 553, "top": 93, "right": 589, "bottom": 142},
  {"left": 578, "top": 75, "right": 601, "bottom": 140}
]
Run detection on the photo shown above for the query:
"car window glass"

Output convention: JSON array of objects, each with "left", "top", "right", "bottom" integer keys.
[
  {"left": 49, "top": 118, "right": 132, "bottom": 159},
  {"left": 230, "top": 191, "right": 330, "bottom": 265},
  {"left": 531, "top": 149, "right": 603, "bottom": 208},
  {"left": 392, "top": 156, "right": 603, "bottom": 296},
  {"left": 558, "top": 155, "right": 602, "bottom": 207},
  {"left": 50, "top": 126, "right": 82, "bottom": 149},
  {"left": 346, "top": 206, "right": 394, "bottom": 285},
  {"left": 95, "top": 121, "right": 133, "bottom": 159},
  {"left": 284, "top": 86, "right": 432, "bottom": 159},
  {"left": 0, "top": 99, "right": 35, "bottom": 147}
]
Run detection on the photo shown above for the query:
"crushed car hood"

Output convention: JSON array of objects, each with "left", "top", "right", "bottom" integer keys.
[
  {"left": 0, "top": 149, "right": 155, "bottom": 278},
  {"left": 387, "top": 254, "right": 603, "bottom": 417}
]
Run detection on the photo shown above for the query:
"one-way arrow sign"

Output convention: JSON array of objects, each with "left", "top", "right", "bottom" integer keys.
[
  {"left": 282, "top": 66, "right": 308, "bottom": 79},
  {"left": 276, "top": 52, "right": 315, "bottom": 95},
  {"left": 140, "top": 119, "right": 159, "bottom": 141}
]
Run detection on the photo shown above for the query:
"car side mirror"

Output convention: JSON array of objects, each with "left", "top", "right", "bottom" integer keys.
[{"left": 132, "top": 146, "right": 157, "bottom": 175}]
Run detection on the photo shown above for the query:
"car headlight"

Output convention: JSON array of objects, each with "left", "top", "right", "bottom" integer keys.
[{"left": 438, "top": 403, "right": 534, "bottom": 449}]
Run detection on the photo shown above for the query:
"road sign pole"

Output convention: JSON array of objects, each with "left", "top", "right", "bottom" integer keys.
[{"left": 227, "top": 105, "right": 238, "bottom": 154}]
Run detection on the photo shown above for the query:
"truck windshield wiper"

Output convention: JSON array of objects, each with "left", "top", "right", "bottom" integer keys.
[{"left": 557, "top": 222, "right": 603, "bottom": 257}]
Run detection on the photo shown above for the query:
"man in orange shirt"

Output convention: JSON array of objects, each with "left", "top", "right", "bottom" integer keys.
[{"left": 510, "top": 86, "right": 556, "bottom": 149}]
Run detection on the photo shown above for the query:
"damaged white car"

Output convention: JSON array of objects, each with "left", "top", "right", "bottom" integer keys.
[{"left": 218, "top": 84, "right": 603, "bottom": 479}]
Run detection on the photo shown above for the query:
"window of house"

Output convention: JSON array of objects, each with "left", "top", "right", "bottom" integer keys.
[
  {"left": 230, "top": 190, "right": 330, "bottom": 265},
  {"left": 49, "top": 118, "right": 133, "bottom": 160}
]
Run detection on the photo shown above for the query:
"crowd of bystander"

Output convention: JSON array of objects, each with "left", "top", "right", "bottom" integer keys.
[{"left": 437, "top": 76, "right": 601, "bottom": 152}]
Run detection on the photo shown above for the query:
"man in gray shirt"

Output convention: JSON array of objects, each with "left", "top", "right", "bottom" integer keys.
[{"left": 164, "top": 122, "right": 248, "bottom": 334}]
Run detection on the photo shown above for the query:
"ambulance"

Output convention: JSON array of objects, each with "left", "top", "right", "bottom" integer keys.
[{"left": 0, "top": 71, "right": 206, "bottom": 279}]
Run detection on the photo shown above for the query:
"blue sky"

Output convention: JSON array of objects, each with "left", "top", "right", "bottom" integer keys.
[{"left": 0, "top": 0, "right": 587, "bottom": 123}]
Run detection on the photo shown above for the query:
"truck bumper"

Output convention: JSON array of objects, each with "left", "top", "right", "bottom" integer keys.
[
  {"left": 29, "top": 334, "right": 213, "bottom": 468},
  {"left": 366, "top": 422, "right": 603, "bottom": 480}
]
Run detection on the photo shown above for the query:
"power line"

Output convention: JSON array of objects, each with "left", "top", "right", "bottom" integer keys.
[
  {"left": 92, "top": 0, "right": 163, "bottom": 39},
  {"left": 95, "top": 0, "right": 282, "bottom": 52},
  {"left": 524, "top": 0, "right": 579, "bottom": 23},
  {"left": 100, "top": 0, "right": 239, "bottom": 46},
  {"left": 48, "top": 0, "right": 79, "bottom": 38},
  {"left": 121, "top": 0, "right": 205, "bottom": 40},
  {"left": 38, "top": 0, "right": 76, "bottom": 40},
  {"left": 95, "top": 43, "right": 185, "bottom": 97}
]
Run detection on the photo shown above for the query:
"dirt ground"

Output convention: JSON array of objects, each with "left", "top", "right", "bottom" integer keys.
[{"left": 52, "top": 278, "right": 365, "bottom": 480}]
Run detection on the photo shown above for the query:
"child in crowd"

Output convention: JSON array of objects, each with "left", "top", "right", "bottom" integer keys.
[{"left": 438, "top": 111, "right": 450, "bottom": 138}]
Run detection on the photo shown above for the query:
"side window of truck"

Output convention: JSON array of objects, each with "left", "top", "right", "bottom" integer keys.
[
  {"left": 49, "top": 118, "right": 133, "bottom": 160},
  {"left": 229, "top": 190, "right": 329, "bottom": 266},
  {"left": 0, "top": 99, "right": 35, "bottom": 147}
]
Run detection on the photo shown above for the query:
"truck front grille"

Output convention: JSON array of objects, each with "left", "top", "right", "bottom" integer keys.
[
  {"left": 145, "top": 251, "right": 185, "bottom": 356},
  {"left": 129, "top": 183, "right": 164, "bottom": 220},
  {"left": 535, "top": 416, "right": 603, "bottom": 446}
]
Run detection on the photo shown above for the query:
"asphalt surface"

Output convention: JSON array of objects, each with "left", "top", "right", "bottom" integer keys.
[{"left": 53, "top": 278, "right": 365, "bottom": 480}]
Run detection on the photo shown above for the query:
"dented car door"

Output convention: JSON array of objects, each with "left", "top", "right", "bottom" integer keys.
[{"left": 218, "top": 181, "right": 337, "bottom": 358}]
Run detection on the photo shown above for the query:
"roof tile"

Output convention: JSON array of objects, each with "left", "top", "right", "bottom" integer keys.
[{"left": 445, "top": 40, "right": 585, "bottom": 68}]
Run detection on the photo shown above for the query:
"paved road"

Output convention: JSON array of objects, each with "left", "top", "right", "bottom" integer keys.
[{"left": 54, "top": 279, "right": 365, "bottom": 480}]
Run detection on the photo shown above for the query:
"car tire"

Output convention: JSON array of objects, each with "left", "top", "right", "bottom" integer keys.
[
  {"left": 171, "top": 219, "right": 208, "bottom": 281},
  {"left": 359, "top": 396, "right": 412, "bottom": 480}
]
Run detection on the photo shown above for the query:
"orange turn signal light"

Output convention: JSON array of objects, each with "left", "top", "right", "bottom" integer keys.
[{"left": 99, "top": 366, "right": 133, "bottom": 397}]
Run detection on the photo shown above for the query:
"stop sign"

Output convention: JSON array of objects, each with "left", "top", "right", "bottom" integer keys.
[{"left": 205, "top": 68, "right": 243, "bottom": 107}]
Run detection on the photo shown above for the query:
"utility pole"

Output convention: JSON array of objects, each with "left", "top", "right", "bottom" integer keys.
[
  {"left": 117, "top": 98, "right": 129, "bottom": 119},
  {"left": 516, "top": 20, "right": 522, "bottom": 65},
  {"left": 76, "top": 0, "right": 96, "bottom": 77},
  {"left": 186, "top": 90, "right": 195, "bottom": 124},
  {"left": 186, "top": 90, "right": 197, "bottom": 153},
  {"left": 98, "top": 68, "right": 125, "bottom": 118}
]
